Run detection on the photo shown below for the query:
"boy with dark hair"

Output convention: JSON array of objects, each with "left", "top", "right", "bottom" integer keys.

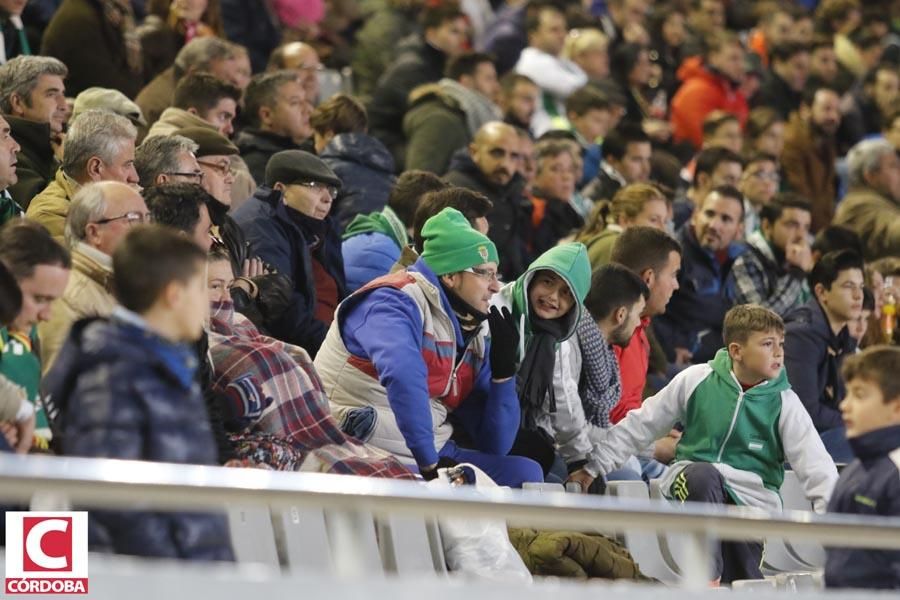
[
  {"left": 149, "top": 72, "right": 241, "bottom": 138},
  {"left": 583, "top": 123, "right": 651, "bottom": 203},
  {"left": 44, "top": 225, "right": 234, "bottom": 560},
  {"left": 564, "top": 86, "right": 612, "bottom": 187},
  {"left": 592, "top": 304, "right": 838, "bottom": 583},
  {"left": 825, "top": 345, "right": 900, "bottom": 589},
  {"left": 145, "top": 182, "right": 214, "bottom": 251}
]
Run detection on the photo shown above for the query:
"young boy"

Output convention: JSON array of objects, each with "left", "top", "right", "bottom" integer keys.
[
  {"left": 43, "top": 226, "right": 234, "bottom": 561},
  {"left": 825, "top": 346, "right": 900, "bottom": 589},
  {"left": 590, "top": 304, "right": 838, "bottom": 583}
]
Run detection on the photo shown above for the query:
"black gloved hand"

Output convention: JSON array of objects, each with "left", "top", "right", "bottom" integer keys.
[
  {"left": 487, "top": 306, "right": 519, "bottom": 380},
  {"left": 420, "top": 456, "right": 459, "bottom": 481}
]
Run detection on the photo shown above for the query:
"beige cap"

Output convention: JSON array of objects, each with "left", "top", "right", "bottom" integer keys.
[{"left": 71, "top": 87, "right": 147, "bottom": 127}]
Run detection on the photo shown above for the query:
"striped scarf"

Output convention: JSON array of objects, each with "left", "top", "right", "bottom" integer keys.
[{"left": 576, "top": 313, "right": 621, "bottom": 428}]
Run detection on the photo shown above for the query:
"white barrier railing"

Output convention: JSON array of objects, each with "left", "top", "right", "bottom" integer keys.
[{"left": 1, "top": 453, "right": 899, "bottom": 590}]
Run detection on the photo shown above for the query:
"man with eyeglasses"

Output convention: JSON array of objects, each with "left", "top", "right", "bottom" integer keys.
[
  {"left": 315, "top": 207, "right": 543, "bottom": 488},
  {"left": 784, "top": 250, "right": 866, "bottom": 463},
  {"left": 739, "top": 152, "right": 780, "bottom": 238},
  {"left": 134, "top": 134, "right": 203, "bottom": 190},
  {"left": 38, "top": 181, "right": 148, "bottom": 371},
  {"left": 233, "top": 150, "right": 345, "bottom": 357},
  {"left": 268, "top": 42, "right": 322, "bottom": 106}
]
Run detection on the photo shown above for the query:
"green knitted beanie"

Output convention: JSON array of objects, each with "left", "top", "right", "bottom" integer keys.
[{"left": 420, "top": 207, "right": 499, "bottom": 275}]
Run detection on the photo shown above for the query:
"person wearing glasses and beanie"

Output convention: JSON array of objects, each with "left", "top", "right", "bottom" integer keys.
[
  {"left": 315, "top": 207, "right": 544, "bottom": 487},
  {"left": 232, "top": 150, "right": 345, "bottom": 357}
]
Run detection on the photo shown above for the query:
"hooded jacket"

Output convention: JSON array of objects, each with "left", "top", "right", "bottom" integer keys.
[
  {"left": 341, "top": 207, "right": 408, "bottom": 293},
  {"left": 590, "top": 349, "right": 838, "bottom": 511},
  {"left": 825, "top": 425, "right": 900, "bottom": 589},
  {"left": 319, "top": 132, "right": 396, "bottom": 230},
  {"left": 491, "top": 243, "right": 596, "bottom": 471},
  {"left": 403, "top": 84, "right": 470, "bottom": 175},
  {"left": 670, "top": 57, "right": 748, "bottom": 150}
]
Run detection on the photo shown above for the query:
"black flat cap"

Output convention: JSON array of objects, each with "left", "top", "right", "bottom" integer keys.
[{"left": 265, "top": 150, "right": 341, "bottom": 189}]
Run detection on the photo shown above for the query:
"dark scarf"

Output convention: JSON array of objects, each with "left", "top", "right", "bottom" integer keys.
[
  {"left": 287, "top": 208, "right": 327, "bottom": 251},
  {"left": 440, "top": 280, "right": 488, "bottom": 332},
  {"left": 517, "top": 315, "right": 567, "bottom": 431}
]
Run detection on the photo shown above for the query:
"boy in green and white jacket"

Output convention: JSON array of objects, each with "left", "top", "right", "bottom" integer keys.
[{"left": 591, "top": 304, "right": 838, "bottom": 583}]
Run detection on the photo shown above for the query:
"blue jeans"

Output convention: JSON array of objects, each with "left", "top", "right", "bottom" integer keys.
[{"left": 820, "top": 426, "right": 854, "bottom": 464}]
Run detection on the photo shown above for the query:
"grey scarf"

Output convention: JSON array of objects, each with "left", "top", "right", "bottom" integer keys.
[
  {"left": 438, "top": 78, "right": 502, "bottom": 136},
  {"left": 576, "top": 313, "right": 621, "bottom": 428}
]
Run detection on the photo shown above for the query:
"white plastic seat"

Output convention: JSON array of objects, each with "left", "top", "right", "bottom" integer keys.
[
  {"left": 779, "top": 471, "right": 825, "bottom": 568},
  {"left": 377, "top": 515, "right": 445, "bottom": 576},
  {"left": 272, "top": 506, "right": 333, "bottom": 573},
  {"left": 226, "top": 505, "right": 280, "bottom": 568}
]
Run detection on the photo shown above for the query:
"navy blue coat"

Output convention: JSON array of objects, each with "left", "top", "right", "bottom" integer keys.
[
  {"left": 825, "top": 425, "right": 900, "bottom": 589},
  {"left": 784, "top": 298, "right": 857, "bottom": 433},
  {"left": 232, "top": 186, "right": 346, "bottom": 356},
  {"left": 320, "top": 133, "right": 396, "bottom": 231},
  {"left": 44, "top": 315, "right": 234, "bottom": 561},
  {"left": 654, "top": 225, "right": 742, "bottom": 364}
]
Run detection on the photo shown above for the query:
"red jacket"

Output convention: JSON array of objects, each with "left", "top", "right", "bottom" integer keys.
[
  {"left": 610, "top": 317, "right": 651, "bottom": 424},
  {"left": 670, "top": 57, "right": 748, "bottom": 150}
]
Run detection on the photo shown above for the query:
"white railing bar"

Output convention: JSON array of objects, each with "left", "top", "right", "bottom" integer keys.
[{"left": 1, "top": 454, "right": 898, "bottom": 551}]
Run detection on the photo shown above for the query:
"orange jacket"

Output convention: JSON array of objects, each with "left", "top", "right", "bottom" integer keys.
[{"left": 670, "top": 57, "right": 748, "bottom": 150}]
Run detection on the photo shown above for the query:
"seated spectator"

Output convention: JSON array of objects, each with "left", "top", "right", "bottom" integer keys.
[
  {"left": 588, "top": 304, "right": 837, "bottom": 583},
  {"left": 70, "top": 87, "right": 147, "bottom": 132},
  {"left": 491, "top": 242, "right": 591, "bottom": 480},
  {"left": 647, "top": 4, "right": 687, "bottom": 100},
  {"left": 314, "top": 207, "right": 543, "bottom": 487},
  {"left": 781, "top": 84, "right": 842, "bottom": 232},
  {"left": 577, "top": 182, "right": 668, "bottom": 267},
  {"left": 673, "top": 146, "right": 743, "bottom": 230},
  {"left": 514, "top": 2, "right": 587, "bottom": 135},
  {"left": 136, "top": 0, "right": 224, "bottom": 83},
  {"left": 739, "top": 152, "right": 779, "bottom": 237},
  {"left": 498, "top": 72, "right": 540, "bottom": 133},
  {"left": 583, "top": 123, "right": 651, "bottom": 203},
  {"left": 562, "top": 86, "right": 612, "bottom": 187},
  {"left": 855, "top": 62, "right": 899, "bottom": 138},
  {"left": 26, "top": 110, "right": 139, "bottom": 244},
  {"left": 0, "top": 114, "right": 22, "bottom": 225},
  {"left": 232, "top": 151, "right": 344, "bottom": 356},
  {"left": 236, "top": 71, "right": 311, "bottom": 185},
  {"left": 655, "top": 186, "right": 744, "bottom": 366},
  {"left": 729, "top": 193, "right": 813, "bottom": 317},
  {"left": 609, "top": 43, "right": 670, "bottom": 146},
  {"left": 785, "top": 250, "right": 865, "bottom": 462},
  {"left": 134, "top": 134, "right": 202, "bottom": 189},
  {"left": 825, "top": 346, "right": 900, "bottom": 590},
  {"left": 0, "top": 219, "right": 69, "bottom": 442},
  {"left": 811, "top": 225, "right": 864, "bottom": 264},
  {"left": 39, "top": 181, "right": 148, "bottom": 371},
  {"left": 747, "top": 4, "right": 796, "bottom": 68},
  {"left": 311, "top": 93, "right": 396, "bottom": 229},
  {"left": 145, "top": 182, "right": 213, "bottom": 252},
  {"left": 45, "top": 226, "right": 234, "bottom": 561},
  {"left": 847, "top": 287, "right": 874, "bottom": 347},
  {"left": 670, "top": 31, "right": 748, "bottom": 150},
  {"left": 445, "top": 121, "right": 531, "bottom": 282},
  {"left": 40, "top": 0, "right": 142, "bottom": 97},
  {"left": 404, "top": 52, "right": 502, "bottom": 176},
  {"left": 744, "top": 107, "right": 786, "bottom": 163},
  {"left": 342, "top": 170, "right": 447, "bottom": 293},
  {"left": 350, "top": 0, "right": 420, "bottom": 99},
  {"left": 0, "top": 260, "right": 33, "bottom": 454},
  {"left": 0, "top": 56, "right": 66, "bottom": 209},
  {"left": 562, "top": 28, "right": 609, "bottom": 84},
  {"left": 699, "top": 111, "right": 743, "bottom": 155},
  {"left": 408, "top": 185, "right": 493, "bottom": 253},
  {"left": 147, "top": 72, "right": 240, "bottom": 139},
  {"left": 752, "top": 41, "right": 811, "bottom": 119},
  {"left": 267, "top": 42, "right": 322, "bottom": 105},
  {"left": 529, "top": 139, "right": 583, "bottom": 255},
  {"left": 833, "top": 138, "right": 900, "bottom": 261}
]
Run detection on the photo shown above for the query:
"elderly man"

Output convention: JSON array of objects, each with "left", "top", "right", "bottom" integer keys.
[
  {"left": 134, "top": 135, "right": 202, "bottom": 189},
  {"left": 0, "top": 56, "right": 67, "bottom": 209},
  {"left": 26, "top": 110, "right": 139, "bottom": 243},
  {"left": 38, "top": 181, "right": 149, "bottom": 370},
  {"left": 177, "top": 127, "right": 239, "bottom": 207},
  {"left": 0, "top": 114, "right": 22, "bottom": 225},
  {"left": 267, "top": 42, "right": 322, "bottom": 105},
  {"left": 834, "top": 138, "right": 900, "bottom": 260}
]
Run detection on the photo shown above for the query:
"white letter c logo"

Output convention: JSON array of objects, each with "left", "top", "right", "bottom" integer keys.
[{"left": 25, "top": 519, "right": 69, "bottom": 570}]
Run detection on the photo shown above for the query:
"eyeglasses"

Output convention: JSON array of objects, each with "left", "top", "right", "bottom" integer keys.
[
  {"left": 165, "top": 171, "right": 204, "bottom": 183},
  {"left": 197, "top": 160, "right": 234, "bottom": 177},
  {"left": 463, "top": 267, "right": 502, "bottom": 283},
  {"left": 93, "top": 211, "right": 152, "bottom": 226},
  {"left": 296, "top": 181, "right": 338, "bottom": 198}
]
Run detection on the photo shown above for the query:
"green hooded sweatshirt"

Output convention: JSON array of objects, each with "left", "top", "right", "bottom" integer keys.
[{"left": 341, "top": 206, "right": 408, "bottom": 248}]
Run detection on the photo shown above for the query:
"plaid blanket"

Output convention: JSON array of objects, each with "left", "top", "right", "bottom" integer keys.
[{"left": 208, "top": 301, "right": 416, "bottom": 480}]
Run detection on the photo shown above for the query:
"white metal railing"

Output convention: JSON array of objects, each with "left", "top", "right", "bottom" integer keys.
[{"left": 1, "top": 453, "right": 899, "bottom": 590}]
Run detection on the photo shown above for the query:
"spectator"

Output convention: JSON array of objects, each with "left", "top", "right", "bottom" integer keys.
[
  {"left": 0, "top": 114, "right": 21, "bottom": 225},
  {"left": 0, "top": 259, "right": 30, "bottom": 454},
  {"left": 583, "top": 123, "right": 651, "bottom": 203},
  {"left": 444, "top": 121, "right": 531, "bottom": 282},
  {"left": 577, "top": 182, "right": 668, "bottom": 267},
  {"left": 744, "top": 107, "right": 786, "bottom": 160},
  {"left": 44, "top": 225, "right": 234, "bottom": 561},
  {"left": 739, "top": 152, "right": 780, "bottom": 237},
  {"left": 0, "top": 56, "right": 66, "bottom": 209},
  {"left": 311, "top": 93, "right": 396, "bottom": 229},
  {"left": 40, "top": 0, "right": 142, "bottom": 97},
  {"left": 341, "top": 170, "right": 448, "bottom": 293},
  {"left": 811, "top": 225, "right": 864, "bottom": 264},
  {"left": 752, "top": 41, "right": 811, "bottom": 119},
  {"left": 145, "top": 182, "right": 214, "bottom": 251},
  {"left": 39, "top": 181, "right": 148, "bottom": 370},
  {"left": 655, "top": 185, "right": 744, "bottom": 366},
  {"left": 267, "top": 42, "right": 322, "bottom": 106},
  {"left": 514, "top": 2, "right": 587, "bottom": 136},
  {"left": 529, "top": 139, "right": 583, "bottom": 255},
  {"left": 562, "top": 28, "right": 609, "bottom": 84},
  {"left": 408, "top": 185, "right": 493, "bottom": 254},
  {"left": 670, "top": 31, "right": 748, "bottom": 150},
  {"left": 134, "top": 134, "right": 202, "bottom": 189},
  {"left": 404, "top": 52, "right": 502, "bottom": 176},
  {"left": 598, "top": 0, "right": 650, "bottom": 46},
  {"left": 608, "top": 226, "right": 682, "bottom": 424},
  {"left": 350, "top": 0, "right": 421, "bottom": 99},
  {"left": 846, "top": 287, "right": 874, "bottom": 346},
  {"left": 367, "top": 2, "right": 468, "bottom": 164},
  {"left": 729, "top": 193, "right": 813, "bottom": 317},
  {"left": 747, "top": 4, "right": 796, "bottom": 67},
  {"left": 673, "top": 146, "right": 743, "bottom": 230},
  {"left": 177, "top": 126, "right": 238, "bottom": 211},
  {"left": 781, "top": 84, "right": 842, "bottom": 232},
  {"left": 807, "top": 34, "right": 840, "bottom": 88},
  {"left": 815, "top": 0, "right": 863, "bottom": 78},
  {"left": 499, "top": 72, "right": 540, "bottom": 133},
  {"left": 647, "top": 3, "right": 687, "bottom": 100},
  {"left": 610, "top": 43, "right": 670, "bottom": 145},
  {"left": 236, "top": 71, "right": 311, "bottom": 185},
  {"left": 785, "top": 249, "right": 865, "bottom": 462},
  {"left": 219, "top": 0, "right": 280, "bottom": 74},
  {"left": 26, "top": 110, "right": 139, "bottom": 243},
  {"left": 71, "top": 87, "right": 146, "bottom": 131},
  {"left": 481, "top": 0, "right": 529, "bottom": 76},
  {"left": 314, "top": 207, "right": 543, "bottom": 487},
  {"left": 834, "top": 138, "right": 900, "bottom": 261},
  {"left": 0, "top": 219, "right": 70, "bottom": 440},
  {"left": 588, "top": 303, "right": 837, "bottom": 583},
  {"left": 825, "top": 346, "right": 900, "bottom": 590},
  {"left": 883, "top": 108, "right": 900, "bottom": 153},
  {"left": 854, "top": 62, "right": 898, "bottom": 137},
  {"left": 147, "top": 72, "right": 240, "bottom": 139},
  {"left": 232, "top": 151, "right": 345, "bottom": 356},
  {"left": 136, "top": 0, "right": 224, "bottom": 83},
  {"left": 563, "top": 86, "right": 612, "bottom": 187},
  {"left": 685, "top": 0, "right": 726, "bottom": 43},
  {"left": 0, "top": 0, "right": 37, "bottom": 64},
  {"left": 699, "top": 111, "right": 743, "bottom": 154}
]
